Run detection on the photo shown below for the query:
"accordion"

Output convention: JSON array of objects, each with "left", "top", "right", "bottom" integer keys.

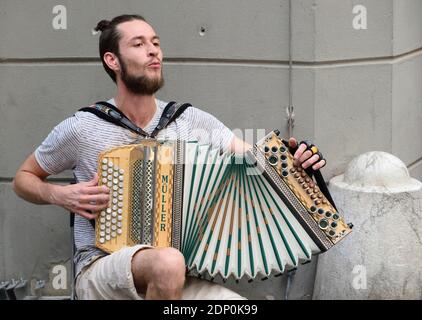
[{"left": 95, "top": 130, "right": 352, "bottom": 280}]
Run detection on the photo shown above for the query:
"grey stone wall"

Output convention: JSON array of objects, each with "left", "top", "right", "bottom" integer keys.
[{"left": 1, "top": 0, "right": 420, "bottom": 299}]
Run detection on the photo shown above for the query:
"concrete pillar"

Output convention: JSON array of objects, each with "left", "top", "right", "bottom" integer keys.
[{"left": 313, "top": 151, "right": 422, "bottom": 299}]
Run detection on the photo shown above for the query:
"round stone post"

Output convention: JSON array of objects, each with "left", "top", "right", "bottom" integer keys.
[{"left": 313, "top": 151, "right": 422, "bottom": 299}]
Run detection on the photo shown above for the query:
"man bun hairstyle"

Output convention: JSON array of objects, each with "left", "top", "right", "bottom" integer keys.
[{"left": 95, "top": 14, "right": 146, "bottom": 83}]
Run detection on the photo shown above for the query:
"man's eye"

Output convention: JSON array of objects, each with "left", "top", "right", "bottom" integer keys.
[
  {"left": 134, "top": 43, "right": 143, "bottom": 47},
  {"left": 153, "top": 42, "right": 160, "bottom": 47}
]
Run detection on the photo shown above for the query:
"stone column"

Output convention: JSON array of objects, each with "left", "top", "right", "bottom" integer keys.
[{"left": 313, "top": 151, "right": 422, "bottom": 299}]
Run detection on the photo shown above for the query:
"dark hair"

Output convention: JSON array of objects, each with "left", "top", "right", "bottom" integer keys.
[{"left": 94, "top": 14, "right": 147, "bottom": 83}]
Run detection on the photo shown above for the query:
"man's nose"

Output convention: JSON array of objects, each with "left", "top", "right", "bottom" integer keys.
[{"left": 148, "top": 44, "right": 159, "bottom": 56}]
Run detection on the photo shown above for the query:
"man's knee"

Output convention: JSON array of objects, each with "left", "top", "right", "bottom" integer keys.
[{"left": 151, "top": 247, "right": 186, "bottom": 280}]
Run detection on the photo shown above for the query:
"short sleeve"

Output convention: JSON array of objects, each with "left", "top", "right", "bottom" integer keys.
[
  {"left": 34, "top": 116, "right": 81, "bottom": 175},
  {"left": 187, "top": 107, "right": 234, "bottom": 153}
]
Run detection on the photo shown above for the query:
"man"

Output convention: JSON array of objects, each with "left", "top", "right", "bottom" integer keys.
[{"left": 13, "top": 14, "right": 325, "bottom": 300}]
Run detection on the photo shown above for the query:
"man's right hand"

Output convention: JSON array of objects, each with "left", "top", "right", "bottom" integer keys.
[{"left": 50, "top": 173, "right": 110, "bottom": 220}]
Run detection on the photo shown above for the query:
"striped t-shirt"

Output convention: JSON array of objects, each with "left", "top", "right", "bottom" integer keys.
[{"left": 35, "top": 98, "right": 234, "bottom": 277}]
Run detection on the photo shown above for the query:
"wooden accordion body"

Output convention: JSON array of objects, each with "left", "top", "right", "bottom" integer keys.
[{"left": 95, "top": 131, "right": 352, "bottom": 280}]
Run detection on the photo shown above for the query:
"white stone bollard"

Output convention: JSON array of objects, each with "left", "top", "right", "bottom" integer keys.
[{"left": 312, "top": 151, "right": 422, "bottom": 299}]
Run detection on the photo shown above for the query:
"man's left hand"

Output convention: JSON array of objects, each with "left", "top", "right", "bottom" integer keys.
[{"left": 288, "top": 137, "right": 326, "bottom": 170}]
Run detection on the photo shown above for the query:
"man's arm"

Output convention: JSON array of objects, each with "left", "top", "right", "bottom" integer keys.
[
  {"left": 229, "top": 135, "right": 326, "bottom": 170},
  {"left": 13, "top": 153, "right": 109, "bottom": 220}
]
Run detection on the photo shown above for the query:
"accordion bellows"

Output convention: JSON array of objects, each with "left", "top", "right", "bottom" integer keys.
[{"left": 95, "top": 131, "right": 352, "bottom": 280}]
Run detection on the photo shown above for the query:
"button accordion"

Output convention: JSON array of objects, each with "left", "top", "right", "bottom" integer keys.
[{"left": 95, "top": 130, "right": 352, "bottom": 280}]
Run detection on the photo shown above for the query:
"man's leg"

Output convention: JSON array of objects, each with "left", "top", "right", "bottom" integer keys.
[{"left": 131, "top": 247, "right": 186, "bottom": 299}]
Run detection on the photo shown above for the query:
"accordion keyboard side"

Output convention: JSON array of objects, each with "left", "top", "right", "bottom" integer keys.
[{"left": 251, "top": 132, "right": 352, "bottom": 251}]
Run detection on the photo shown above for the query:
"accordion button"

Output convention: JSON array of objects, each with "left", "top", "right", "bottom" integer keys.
[
  {"left": 328, "top": 230, "right": 336, "bottom": 237},
  {"left": 330, "top": 222, "right": 337, "bottom": 228},
  {"left": 99, "top": 238, "right": 105, "bottom": 243},
  {"left": 112, "top": 198, "right": 118, "bottom": 204},
  {"left": 100, "top": 225, "right": 105, "bottom": 231},
  {"left": 113, "top": 178, "right": 118, "bottom": 184},
  {"left": 108, "top": 162, "right": 113, "bottom": 167},
  {"left": 117, "top": 209, "right": 123, "bottom": 214},
  {"left": 319, "top": 219, "right": 329, "bottom": 229},
  {"left": 117, "top": 222, "right": 122, "bottom": 228},
  {"left": 318, "top": 208, "right": 325, "bottom": 214},
  {"left": 310, "top": 206, "right": 317, "bottom": 212},
  {"left": 107, "top": 168, "right": 113, "bottom": 174},
  {"left": 118, "top": 202, "right": 123, "bottom": 208},
  {"left": 298, "top": 178, "right": 304, "bottom": 184},
  {"left": 117, "top": 229, "right": 122, "bottom": 235},
  {"left": 111, "top": 232, "right": 117, "bottom": 238},
  {"left": 113, "top": 185, "right": 118, "bottom": 191},
  {"left": 117, "top": 216, "right": 123, "bottom": 221},
  {"left": 106, "top": 208, "right": 112, "bottom": 214},
  {"left": 290, "top": 168, "right": 296, "bottom": 173},
  {"left": 119, "top": 176, "right": 124, "bottom": 182},
  {"left": 105, "top": 228, "right": 110, "bottom": 233},
  {"left": 102, "top": 178, "right": 107, "bottom": 184},
  {"left": 102, "top": 159, "right": 108, "bottom": 164},
  {"left": 119, "top": 182, "right": 124, "bottom": 188},
  {"left": 111, "top": 225, "right": 116, "bottom": 231},
  {"left": 322, "top": 199, "right": 328, "bottom": 204},
  {"left": 311, "top": 194, "right": 317, "bottom": 199},
  {"left": 111, "top": 218, "right": 117, "bottom": 225},
  {"left": 113, "top": 172, "right": 119, "bottom": 178},
  {"left": 100, "top": 211, "right": 106, "bottom": 217},
  {"left": 315, "top": 200, "right": 321, "bottom": 205},
  {"left": 100, "top": 217, "right": 105, "bottom": 224},
  {"left": 111, "top": 211, "right": 117, "bottom": 218},
  {"left": 332, "top": 214, "right": 339, "bottom": 221},
  {"left": 112, "top": 191, "right": 118, "bottom": 197},
  {"left": 106, "top": 215, "right": 111, "bottom": 221},
  {"left": 102, "top": 172, "right": 108, "bottom": 177},
  {"left": 106, "top": 235, "right": 110, "bottom": 241},
  {"left": 99, "top": 231, "right": 105, "bottom": 237},
  {"left": 118, "top": 195, "right": 124, "bottom": 201},
  {"left": 294, "top": 173, "right": 300, "bottom": 178},
  {"left": 102, "top": 165, "right": 108, "bottom": 171},
  {"left": 119, "top": 169, "right": 124, "bottom": 174}
]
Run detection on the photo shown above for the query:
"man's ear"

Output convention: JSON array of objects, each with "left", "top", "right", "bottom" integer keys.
[{"left": 103, "top": 52, "right": 120, "bottom": 73}]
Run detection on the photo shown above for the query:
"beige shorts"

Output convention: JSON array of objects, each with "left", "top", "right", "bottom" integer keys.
[{"left": 75, "top": 245, "right": 246, "bottom": 300}]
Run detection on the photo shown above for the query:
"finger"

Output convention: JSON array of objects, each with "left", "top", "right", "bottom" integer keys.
[
  {"left": 73, "top": 209, "right": 98, "bottom": 220},
  {"left": 301, "top": 154, "right": 320, "bottom": 169},
  {"left": 298, "top": 149, "right": 313, "bottom": 166},
  {"left": 79, "top": 194, "right": 110, "bottom": 204},
  {"left": 85, "top": 173, "right": 99, "bottom": 186},
  {"left": 84, "top": 185, "right": 110, "bottom": 195},
  {"left": 76, "top": 203, "right": 108, "bottom": 213},
  {"left": 293, "top": 144, "right": 308, "bottom": 163},
  {"left": 288, "top": 137, "right": 297, "bottom": 149},
  {"left": 312, "top": 159, "right": 326, "bottom": 170}
]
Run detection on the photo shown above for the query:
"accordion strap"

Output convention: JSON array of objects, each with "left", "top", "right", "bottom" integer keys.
[{"left": 78, "top": 100, "right": 191, "bottom": 138}]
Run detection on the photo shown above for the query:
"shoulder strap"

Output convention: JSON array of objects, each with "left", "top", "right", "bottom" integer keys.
[
  {"left": 150, "top": 102, "right": 192, "bottom": 138},
  {"left": 78, "top": 101, "right": 191, "bottom": 138}
]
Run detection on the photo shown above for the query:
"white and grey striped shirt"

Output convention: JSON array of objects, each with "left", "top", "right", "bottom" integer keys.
[{"left": 35, "top": 98, "right": 234, "bottom": 277}]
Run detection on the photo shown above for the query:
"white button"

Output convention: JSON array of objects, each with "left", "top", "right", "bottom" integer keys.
[
  {"left": 106, "top": 208, "right": 112, "bottom": 214},
  {"left": 112, "top": 205, "right": 117, "bottom": 211},
  {"left": 108, "top": 161, "right": 113, "bottom": 167},
  {"left": 106, "top": 215, "right": 111, "bottom": 221},
  {"left": 100, "top": 211, "right": 106, "bottom": 217},
  {"left": 113, "top": 185, "right": 118, "bottom": 191},
  {"left": 102, "top": 171, "right": 108, "bottom": 177},
  {"left": 113, "top": 171, "right": 119, "bottom": 178},
  {"left": 102, "top": 165, "right": 108, "bottom": 171},
  {"left": 102, "top": 178, "right": 108, "bottom": 184},
  {"left": 99, "top": 238, "right": 105, "bottom": 243},
  {"left": 111, "top": 218, "right": 117, "bottom": 224},
  {"left": 118, "top": 202, "right": 123, "bottom": 208},
  {"left": 119, "top": 182, "right": 124, "bottom": 188},
  {"left": 117, "top": 229, "right": 122, "bottom": 235},
  {"left": 112, "top": 198, "right": 118, "bottom": 204},
  {"left": 118, "top": 189, "right": 124, "bottom": 195},
  {"left": 105, "top": 228, "right": 110, "bottom": 234},
  {"left": 119, "top": 169, "right": 124, "bottom": 174},
  {"left": 118, "top": 195, "right": 124, "bottom": 201},
  {"left": 102, "top": 159, "right": 108, "bottom": 164},
  {"left": 111, "top": 231, "right": 117, "bottom": 238},
  {"left": 117, "top": 222, "right": 122, "bottom": 228},
  {"left": 112, "top": 212, "right": 117, "bottom": 218},
  {"left": 100, "top": 217, "right": 105, "bottom": 224},
  {"left": 117, "top": 209, "right": 123, "bottom": 214},
  {"left": 107, "top": 168, "right": 113, "bottom": 174},
  {"left": 119, "top": 176, "right": 124, "bottom": 181},
  {"left": 118, "top": 216, "right": 123, "bottom": 221},
  {"left": 114, "top": 166, "right": 119, "bottom": 171},
  {"left": 105, "top": 235, "right": 110, "bottom": 241},
  {"left": 106, "top": 221, "right": 111, "bottom": 227},
  {"left": 113, "top": 178, "right": 118, "bottom": 184},
  {"left": 100, "top": 225, "right": 105, "bottom": 230},
  {"left": 100, "top": 231, "right": 105, "bottom": 237},
  {"left": 107, "top": 181, "right": 113, "bottom": 187},
  {"left": 111, "top": 225, "right": 116, "bottom": 231}
]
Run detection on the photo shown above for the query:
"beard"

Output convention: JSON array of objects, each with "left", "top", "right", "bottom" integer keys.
[{"left": 119, "top": 56, "right": 164, "bottom": 95}]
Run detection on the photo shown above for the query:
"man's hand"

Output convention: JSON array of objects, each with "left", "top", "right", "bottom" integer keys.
[
  {"left": 50, "top": 173, "right": 110, "bottom": 220},
  {"left": 288, "top": 137, "right": 326, "bottom": 170}
]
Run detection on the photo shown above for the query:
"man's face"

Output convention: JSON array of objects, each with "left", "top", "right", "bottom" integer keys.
[{"left": 116, "top": 20, "right": 164, "bottom": 95}]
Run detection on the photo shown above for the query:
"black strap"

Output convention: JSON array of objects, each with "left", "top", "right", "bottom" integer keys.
[{"left": 78, "top": 100, "right": 191, "bottom": 138}]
